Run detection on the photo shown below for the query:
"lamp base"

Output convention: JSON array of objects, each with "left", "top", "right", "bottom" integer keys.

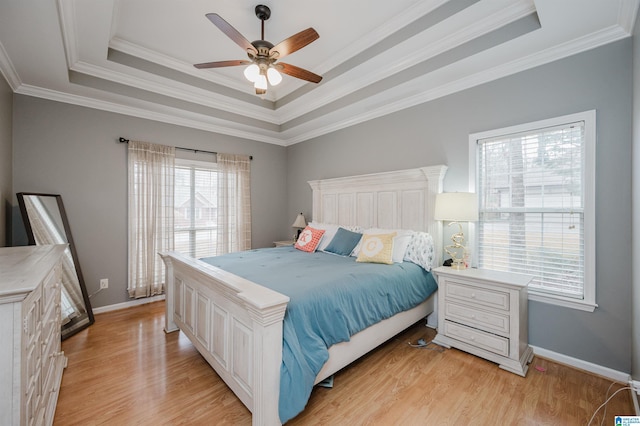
[{"left": 450, "top": 259, "right": 467, "bottom": 270}]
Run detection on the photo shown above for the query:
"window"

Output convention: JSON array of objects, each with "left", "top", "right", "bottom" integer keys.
[
  {"left": 469, "top": 111, "right": 596, "bottom": 311},
  {"left": 174, "top": 158, "right": 218, "bottom": 259}
]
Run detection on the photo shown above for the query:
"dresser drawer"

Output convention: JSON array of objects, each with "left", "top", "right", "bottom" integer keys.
[
  {"left": 445, "top": 281, "right": 510, "bottom": 311},
  {"left": 42, "top": 265, "right": 61, "bottom": 304},
  {"left": 443, "top": 320, "right": 509, "bottom": 357},
  {"left": 444, "top": 301, "right": 510, "bottom": 335}
]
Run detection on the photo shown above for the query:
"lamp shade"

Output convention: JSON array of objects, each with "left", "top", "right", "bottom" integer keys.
[
  {"left": 434, "top": 192, "right": 478, "bottom": 222},
  {"left": 292, "top": 213, "right": 307, "bottom": 228},
  {"left": 267, "top": 67, "right": 282, "bottom": 86},
  {"left": 244, "top": 64, "right": 260, "bottom": 83}
]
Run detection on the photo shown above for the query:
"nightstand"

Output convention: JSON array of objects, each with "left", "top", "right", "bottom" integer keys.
[
  {"left": 273, "top": 240, "right": 295, "bottom": 247},
  {"left": 432, "top": 266, "right": 534, "bottom": 377}
]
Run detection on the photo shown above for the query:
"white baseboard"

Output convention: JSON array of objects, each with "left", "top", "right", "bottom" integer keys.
[
  {"left": 530, "top": 345, "right": 630, "bottom": 383},
  {"left": 92, "top": 294, "right": 166, "bottom": 314}
]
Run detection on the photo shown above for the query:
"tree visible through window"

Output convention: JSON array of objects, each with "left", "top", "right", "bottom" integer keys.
[
  {"left": 470, "top": 111, "right": 596, "bottom": 311},
  {"left": 174, "top": 159, "right": 218, "bottom": 258}
]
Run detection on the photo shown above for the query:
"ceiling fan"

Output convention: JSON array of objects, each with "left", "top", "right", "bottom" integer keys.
[{"left": 194, "top": 5, "right": 322, "bottom": 95}]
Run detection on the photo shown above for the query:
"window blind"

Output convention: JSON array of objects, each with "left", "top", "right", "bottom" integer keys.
[
  {"left": 174, "top": 159, "right": 218, "bottom": 259},
  {"left": 476, "top": 121, "right": 585, "bottom": 298}
]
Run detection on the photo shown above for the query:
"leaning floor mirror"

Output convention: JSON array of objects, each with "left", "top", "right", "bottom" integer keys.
[{"left": 17, "top": 192, "right": 94, "bottom": 339}]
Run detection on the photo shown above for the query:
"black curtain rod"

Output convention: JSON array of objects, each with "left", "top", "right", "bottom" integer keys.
[{"left": 118, "top": 137, "right": 252, "bottom": 160}]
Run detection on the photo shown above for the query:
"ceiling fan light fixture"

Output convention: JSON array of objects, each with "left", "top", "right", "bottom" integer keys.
[
  {"left": 254, "top": 74, "right": 268, "bottom": 91},
  {"left": 244, "top": 63, "right": 260, "bottom": 82},
  {"left": 267, "top": 67, "right": 282, "bottom": 86},
  {"left": 194, "top": 6, "right": 321, "bottom": 96}
]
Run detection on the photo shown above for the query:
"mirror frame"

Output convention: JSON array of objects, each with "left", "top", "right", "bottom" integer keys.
[{"left": 17, "top": 192, "right": 95, "bottom": 339}]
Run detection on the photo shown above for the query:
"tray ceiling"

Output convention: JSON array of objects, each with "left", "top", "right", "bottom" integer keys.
[{"left": 0, "top": 0, "right": 637, "bottom": 146}]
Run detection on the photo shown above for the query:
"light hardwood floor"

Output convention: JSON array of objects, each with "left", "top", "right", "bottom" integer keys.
[{"left": 55, "top": 301, "right": 634, "bottom": 425}]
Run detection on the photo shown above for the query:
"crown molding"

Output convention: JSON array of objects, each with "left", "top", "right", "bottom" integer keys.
[
  {"left": 0, "top": 40, "right": 21, "bottom": 90},
  {"left": 618, "top": 0, "right": 640, "bottom": 33},
  {"left": 13, "top": 21, "right": 630, "bottom": 148},
  {"left": 14, "top": 84, "right": 286, "bottom": 146},
  {"left": 275, "top": 0, "right": 537, "bottom": 124},
  {"left": 56, "top": 0, "right": 79, "bottom": 68},
  {"left": 70, "top": 60, "right": 280, "bottom": 124},
  {"left": 279, "top": 24, "right": 631, "bottom": 145},
  {"left": 108, "top": 37, "right": 257, "bottom": 98}
]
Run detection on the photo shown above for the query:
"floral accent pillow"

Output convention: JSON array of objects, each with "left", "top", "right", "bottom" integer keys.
[
  {"left": 403, "top": 232, "right": 435, "bottom": 271},
  {"left": 294, "top": 226, "right": 325, "bottom": 252}
]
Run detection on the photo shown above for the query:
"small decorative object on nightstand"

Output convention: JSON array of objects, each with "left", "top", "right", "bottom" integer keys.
[
  {"left": 432, "top": 266, "right": 534, "bottom": 377},
  {"left": 274, "top": 240, "right": 295, "bottom": 247}
]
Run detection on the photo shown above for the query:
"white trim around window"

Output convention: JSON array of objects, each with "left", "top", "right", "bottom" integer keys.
[{"left": 469, "top": 110, "right": 597, "bottom": 312}]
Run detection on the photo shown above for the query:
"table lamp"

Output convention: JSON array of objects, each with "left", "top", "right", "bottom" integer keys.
[
  {"left": 291, "top": 213, "right": 307, "bottom": 241},
  {"left": 434, "top": 192, "right": 478, "bottom": 269}
]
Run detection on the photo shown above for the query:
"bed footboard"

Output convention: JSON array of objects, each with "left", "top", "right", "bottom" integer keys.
[{"left": 160, "top": 251, "right": 289, "bottom": 426}]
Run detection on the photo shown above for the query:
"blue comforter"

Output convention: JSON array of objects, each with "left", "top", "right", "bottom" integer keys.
[{"left": 201, "top": 246, "right": 437, "bottom": 423}]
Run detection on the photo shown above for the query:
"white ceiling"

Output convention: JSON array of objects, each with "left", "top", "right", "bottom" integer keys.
[{"left": 0, "top": 0, "right": 637, "bottom": 146}]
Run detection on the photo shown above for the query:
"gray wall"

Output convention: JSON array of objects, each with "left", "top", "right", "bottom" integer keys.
[
  {"left": 0, "top": 75, "right": 12, "bottom": 247},
  {"left": 287, "top": 40, "right": 633, "bottom": 373},
  {"left": 12, "top": 95, "right": 288, "bottom": 308},
  {"left": 632, "top": 7, "right": 640, "bottom": 382}
]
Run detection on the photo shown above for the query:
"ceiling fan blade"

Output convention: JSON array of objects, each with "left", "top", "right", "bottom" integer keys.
[
  {"left": 205, "top": 13, "right": 257, "bottom": 55},
  {"left": 194, "top": 60, "right": 252, "bottom": 69},
  {"left": 277, "top": 62, "right": 322, "bottom": 83},
  {"left": 270, "top": 28, "right": 319, "bottom": 59}
]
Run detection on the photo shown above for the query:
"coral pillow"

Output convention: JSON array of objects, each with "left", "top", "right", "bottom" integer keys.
[
  {"left": 356, "top": 232, "right": 396, "bottom": 265},
  {"left": 294, "top": 226, "right": 325, "bottom": 252}
]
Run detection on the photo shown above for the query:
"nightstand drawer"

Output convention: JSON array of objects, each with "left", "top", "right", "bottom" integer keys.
[
  {"left": 446, "top": 281, "right": 510, "bottom": 311},
  {"left": 444, "top": 301, "right": 510, "bottom": 335},
  {"left": 443, "top": 320, "right": 509, "bottom": 357}
]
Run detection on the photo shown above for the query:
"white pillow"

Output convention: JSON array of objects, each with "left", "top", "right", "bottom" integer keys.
[
  {"left": 309, "top": 222, "right": 339, "bottom": 251},
  {"left": 309, "top": 222, "right": 363, "bottom": 252},
  {"left": 352, "top": 228, "right": 414, "bottom": 263},
  {"left": 403, "top": 232, "right": 435, "bottom": 271}
]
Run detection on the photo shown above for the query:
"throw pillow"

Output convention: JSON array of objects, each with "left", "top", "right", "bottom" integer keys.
[
  {"left": 294, "top": 226, "right": 325, "bottom": 252},
  {"left": 323, "top": 227, "right": 362, "bottom": 256},
  {"left": 356, "top": 232, "right": 396, "bottom": 264}
]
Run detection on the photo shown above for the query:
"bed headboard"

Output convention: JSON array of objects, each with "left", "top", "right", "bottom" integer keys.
[{"left": 308, "top": 165, "right": 448, "bottom": 266}]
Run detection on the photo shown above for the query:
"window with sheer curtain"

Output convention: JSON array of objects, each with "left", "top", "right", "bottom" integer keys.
[
  {"left": 128, "top": 145, "right": 250, "bottom": 299},
  {"left": 173, "top": 153, "right": 251, "bottom": 259},
  {"left": 470, "top": 111, "right": 596, "bottom": 311},
  {"left": 127, "top": 141, "right": 175, "bottom": 299}
]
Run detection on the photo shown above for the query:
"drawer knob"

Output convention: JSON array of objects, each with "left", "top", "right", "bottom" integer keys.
[
  {"left": 471, "top": 293, "right": 476, "bottom": 298},
  {"left": 471, "top": 314, "right": 476, "bottom": 319}
]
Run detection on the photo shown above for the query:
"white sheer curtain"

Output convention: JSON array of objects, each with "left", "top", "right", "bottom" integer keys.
[
  {"left": 128, "top": 141, "right": 175, "bottom": 298},
  {"left": 216, "top": 153, "right": 251, "bottom": 254}
]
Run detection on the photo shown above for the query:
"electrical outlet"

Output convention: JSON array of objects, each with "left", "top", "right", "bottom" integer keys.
[{"left": 100, "top": 278, "right": 109, "bottom": 289}]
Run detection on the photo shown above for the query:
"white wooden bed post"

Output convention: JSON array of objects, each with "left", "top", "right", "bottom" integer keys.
[
  {"left": 244, "top": 301, "right": 288, "bottom": 426},
  {"left": 163, "top": 254, "right": 178, "bottom": 333}
]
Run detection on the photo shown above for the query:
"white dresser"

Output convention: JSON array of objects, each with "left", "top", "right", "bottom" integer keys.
[
  {"left": 432, "top": 266, "right": 534, "bottom": 377},
  {"left": 0, "top": 245, "right": 67, "bottom": 426}
]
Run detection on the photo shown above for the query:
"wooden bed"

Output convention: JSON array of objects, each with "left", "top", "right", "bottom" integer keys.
[{"left": 160, "top": 165, "right": 447, "bottom": 425}]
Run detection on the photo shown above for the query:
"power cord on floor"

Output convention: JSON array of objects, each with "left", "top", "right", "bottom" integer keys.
[
  {"left": 586, "top": 382, "right": 631, "bottom": 426},
  {"left": 407, "top": 338, "right": 444, "bottom": 352},
  {"left": 87, "top": 287, "right": 104, "bottom": 299}
]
